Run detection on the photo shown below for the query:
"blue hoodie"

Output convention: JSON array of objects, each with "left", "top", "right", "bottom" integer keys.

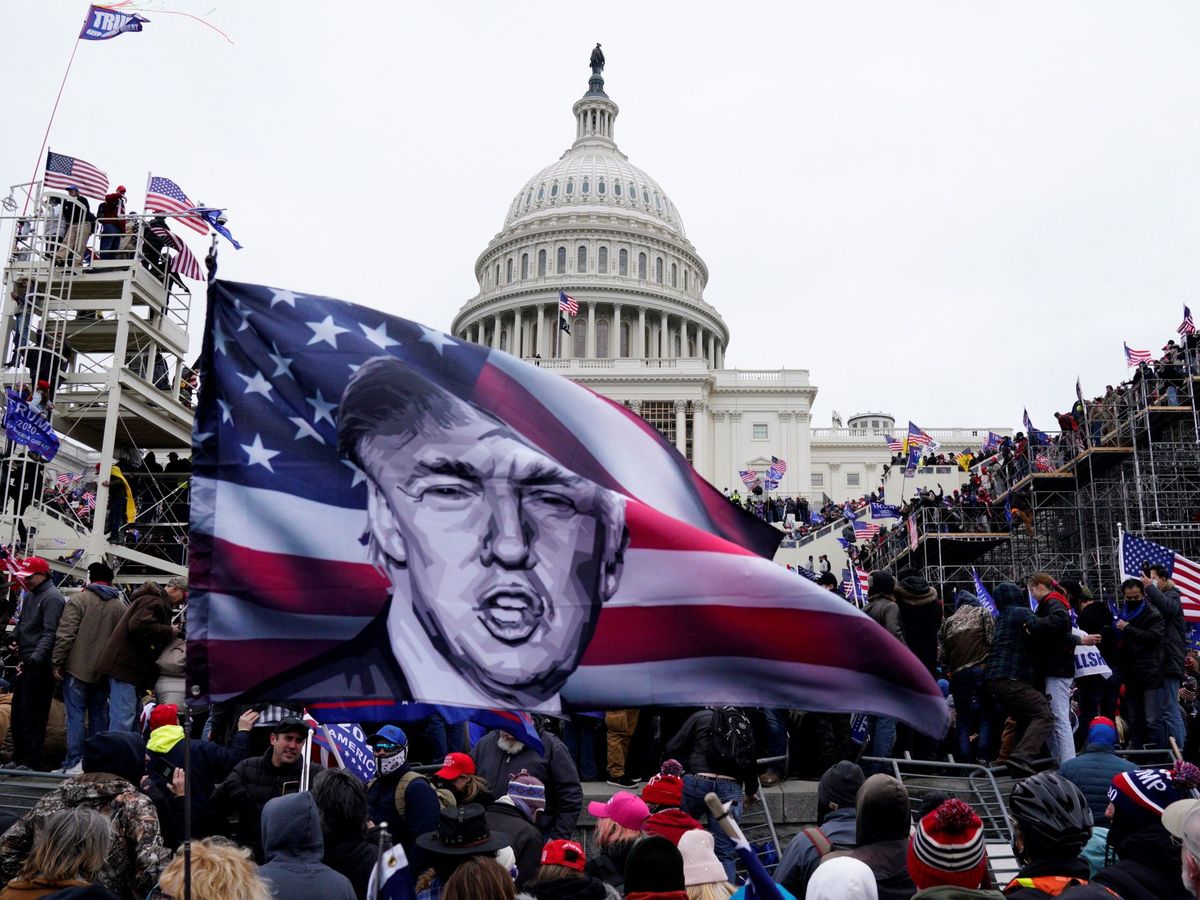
[{"left": 258, "top": 793, "right": 356, "bottom": 900}]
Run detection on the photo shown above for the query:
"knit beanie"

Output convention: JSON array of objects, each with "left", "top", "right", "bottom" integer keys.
[
  {"left": 641, "top": 759, "right": 684, "bottom": 808},
  {"left": 868, "top": 571, "right": 895, "bottom": 597},
  {"left": 817, "top": 761, "right": 865, "bottom": 812},
  {"left": 83, "top": 731, "right": 146, "bottom": 786},
  {"left": 623, "top": 834, "right": 685, "bottom": 893},
  {"left": 507, "top": 771, "right": 546, "bottom": 820},
  {"left": 642, "top": 808, "right": 702, "bottom": 845},
  {"left": 147, "top": 704, "right": 179, "bottom": 734},
  {"left": 1108, "top": 763, "right": 1200, "bottom": 831},
  {"left": 677, "top": 829, "right": 726, "bottom": 886},
  {"left": 856, "top": 774, "right": 911, "bottom": 845},
  {"left": 906, "top": 798, "right": 987, "bottom": 890},
  {"left": 1086, "top": 716, "right": 1117, "bottom": 748}
]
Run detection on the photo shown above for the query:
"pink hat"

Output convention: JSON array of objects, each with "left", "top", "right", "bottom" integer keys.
[{"left": 588, "top": 790, "right": 649, "bottom": 832}]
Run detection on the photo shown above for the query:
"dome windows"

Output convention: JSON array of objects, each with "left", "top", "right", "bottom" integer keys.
[
  {"left": 638, "top": 252, "right": 647, "bottom": 280},
  {"left": 538, "top": 249, "right": 547, "bottom": 276},
  {"left": 654, "top": 192, "right": 662, "bottom": 211},
  {"left": 655, "top": 257, "right": 663, "bottom": 284},
  {"left": 525, "top": 189, "right": 532, "bottom": 208},
  {"left": 642, "top": 188, "right": 650, "bottom": 204},
  {"left": 556, "top": 246, "right": 567, "bottom": 274},
  {"left": 670, "top": 263, "right": 677, "bottom": 288},
  {"left": 506, "top": 258, "right": 513, "bottom": 284},
  {"left": 550, "top": 182, "right": 559, "bottom": 198},
  {"left": 537, "top": 185, "right": 545, "bottom": 201},
  {"left": 628, "top": 182, "right": 636, "bottom": 200},
  {"left": 598, "top": 246, "right": 608, "bottom": 274},
  {"left": 577, "top": 245, "right": 587, "bottom": 272},
  {"left": 521, "top": 253, "right": 529, "bottom": 280},
  {"left": 566, "top": 178, "right": 574, "bottom": 195},
  {"left": 582, "top": 177, "right": 590, "bottom": 194},
  {"left": 596, "top": 319, "right": 610, "bottom": 358},
  {"left": 618, "top": 248, "right": 628, "bottom": 276},
  {"left": 614, "top": 182, "right": 622, "bottom": 197},
  {"left": 684, "top": 268, "right": 689, "bottom": 292},
  {"left": 598, "top": 178, "right": 606, "bottom": 195}
]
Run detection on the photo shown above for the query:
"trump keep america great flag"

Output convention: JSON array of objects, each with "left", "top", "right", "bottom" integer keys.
[{"left": 189, "top": 280, "right": 947, "bottom": 734}]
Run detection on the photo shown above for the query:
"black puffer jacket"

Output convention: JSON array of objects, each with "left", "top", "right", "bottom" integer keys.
[
  {"left": 1030, "top": 591, "right": 1075, "bottom": 681},
  {"left": 1115, "top": 600, "right": 1165, "bottom": 689},
  {"left": 584, "top": 838, "right": 635, "bottom": 891},
  {"left": 1094, "top": 823, "right": 1192, "bottom": 900},
  {"left": 1146, "top": 582, "right": 1187, "bottom": 677},
  {"left": 894, "top": 571, "right": 942, "bottom": 676},
  {"left": 520, "top": 875, "right": 616, "bottom": 899},
  {"left": 211, "top": 747, "right": 322, "bottom": 861}
]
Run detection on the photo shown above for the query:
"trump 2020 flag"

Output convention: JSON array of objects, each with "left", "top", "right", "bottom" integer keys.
[
  {"left": 79, "top": 5, "right": 148, "bottom": 40},
  {"left": 188, "top": 281, "right": 947, "bottom": 734}
]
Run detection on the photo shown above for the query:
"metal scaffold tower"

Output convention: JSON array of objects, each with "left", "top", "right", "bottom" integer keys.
[{"left": 0, "top": 187, "right": 196, "bottom": 582}]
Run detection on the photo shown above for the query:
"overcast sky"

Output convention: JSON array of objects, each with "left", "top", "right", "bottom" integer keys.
[{"left": 3, "top": 2, "right": 1198, "bottom": 429}]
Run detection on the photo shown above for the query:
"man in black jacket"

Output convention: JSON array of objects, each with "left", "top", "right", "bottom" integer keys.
[
  {"left": 666, "top": 707, "right": 759, "bottom": 881},
  {"left": 9, "top": 557, "right": 65, "bottom": 770},
  {"left": 1116, "top": 579, "right": 1166, "bottom": 750},
  {"left": 1145, "top": 565, "right": 1187, "bottom": 746},
  {"left": 211, "top": 716, "right": 320, "bottom": 861}
]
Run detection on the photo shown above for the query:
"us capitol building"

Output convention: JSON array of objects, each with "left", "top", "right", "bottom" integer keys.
[{"left": 451, "top": 50, "right": 999, "bottom": 501}]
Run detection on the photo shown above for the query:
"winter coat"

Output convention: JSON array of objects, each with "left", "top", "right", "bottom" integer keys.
[
  {"left": 257, "top": 793, "right": 356, "bottom": 900},
  {"left": 1003, "top": 856, "right": 1114, "bottom": 899},
  {"left": 1094, "top": 822, "right": 1191, "bottom": 900},
  {"left": 0, "top": 879, "right": 92, "bottom": 899},
  {"left": 470, "top": 730, "right": 582, "bottom": 840},
  {"left": 95, "top": 583, "right": 174, "bottom": 687},
  {"left": 1115, "top": 600, "right": 1165, "bottom": 689},
  {"left": 1058, "top": 744, "right": 1137, "bottom": 825},
  {"left": 775, "top": 807, "right": 856, "bottom": 898},
  {"left": 840, "top": 838, "right": 916, "bottom": 900},
  {"left": 365, "top": 765, "right": 441, "bottom": 873},
  {"left": 939, "top": 602, "right": 995, "bottom": 675},
  {"left": 863, "top": 594, "right": 906, "bottom": 644},
  {"left": 520, "top": 876, "right": 619, "bottom": 899},
  {"left": 323, "top": 833, "right": 376, "bottom": 900},
  {"left": 664, "top": 709, "right": 758, "bottom": 794},
  {"left": 584, "top": 838, "right": 635, "bottom": 890},
  {"left": 52, "top": 583, "right": 127, "bottom": 684},
  {"left": 1077, "top": 603, "right": 1117, "bottom": 666},
  {"left": 985, "top": 601, "right": 1036, "bottom": 685},
  {"left": 895, "top": 574, "right": 942, "bottom": 675},
  {"left": 486, "top": 798, "right": 543, "bottom": 885},
  {"left": 0, "top": 773, "right": 169, "bottom": 899},
  {"left": 146, "top": 725, "right": 251, "bottom": 832},
  {"left": 1146, "top": 582, "right": 1187, "bottom": 677},
  {"left": 1030, "top": 591, "right": 1075, "bottom": 681},
  {"left": 913, "top": 888, "right": 1004, "bottom": 899},
  {"left": 212, "top": 747, "right": 321, "bottom": 862},
  {"left": 14, "top": 578, "right": 65, "bottom": 667}
]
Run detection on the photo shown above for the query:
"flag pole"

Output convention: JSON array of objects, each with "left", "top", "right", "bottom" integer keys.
[{"left": 21, "top": 9, "right": 89, "bottom": 216}]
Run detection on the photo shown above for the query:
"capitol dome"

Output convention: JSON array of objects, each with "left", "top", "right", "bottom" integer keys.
[{"left": 452, "top": 54, "right": 728, "bottom": 367}]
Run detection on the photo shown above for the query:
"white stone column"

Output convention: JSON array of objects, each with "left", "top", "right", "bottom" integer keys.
[
  {"left": 491, "top": 313, "right": 501, "bottom": 350},
  {"left": 795, "top": 411, "right": 813, "bottom": 502},
  {"left": 637, "top": 306, "right": 647, "bottom": 359},
  {"left": 660, "top": 311, "right": 669, "bottom": 358},
  {"left": 716, "top": 341, "right": 724, "bottom": 368},
  {"left": 473, "top": 322, "right": 482, "bottom": 344},
  {"left": 693, "top": 399, "right": 708, "bottom": 478},
  {"left": 712, "top": 410, "right": 728, "bottom": 490},
  {"left": 673, "top": 399, "right": 687, "bottom": 456},
  {"left": 514, "top": 308, "right": 524, "bottom": 357},
  {"left": 728, "top": 411, "right": 742, "bottom": 482},
  {"left": 613, "top": 302, "right": 622, "bottom": 357},
  {"left": 586, "top": 302, "right": 596, "bottom": 358},
  {"left": 535, "top": 305, "right": 545, "bottom": 357}
]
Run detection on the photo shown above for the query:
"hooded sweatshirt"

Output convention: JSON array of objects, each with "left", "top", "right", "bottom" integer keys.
[
  {"left": 52, "top": 583, "right": 128, "bottom": 684},
  {"left": 257, "top": 793, "right": 356, "bottom": 900},
  {"left": 845, "top": 774, "right": 915, "bottom": 900},
  {"left": 894, "top": 571, "right": 942, "bottom": 676}
]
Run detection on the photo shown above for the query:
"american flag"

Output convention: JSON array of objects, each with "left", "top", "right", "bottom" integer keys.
[
  {"left": 1180, "top": 305, "right": 1197, "bottom": 336},
  {"left": 55, "top": 472, "right": 81, "bottom": 485},
  {"left": 739, "top": 469, "right": 760, "bottom": 488},
  {"left": 1124, "top": 342, "right": 1153, "bottom": 367},
  {"left": 768, "top": 456, "right": 787, "bottom": 479},
  {"left": 1022, "top": 408, "right": 1050, "bottom": 446},
  {"left": 558, "top": 291, "right": 579, "bottom": 316},
  {"left": 187, "top": 278, "right": 948, "bottom": 735},
  {"left": 0, "top": 547, "right": 35, "bottom": 588},
  {"left": 884, "top": 434, "right": 904, "bottom": 453},
  {"left": 853, "top": 520, "right": 881, "bottom": 541},
  {"left": 145, "top": 176, "right": 209, "bottom": 235},
  {"left": 150, "top": 224, "right": 204, "bottom": 281},
  {"left": 841, "top": 567, "right": 870, "bottom": 605},
  {"left": 82, "top": 491, "right": 96, "bottom": 510},
  {"left": 1119, "top": 532, "right": 1200, "bottom": 624},
  {"left": 44, "top": 150, "right": 108, "bottom": 200},
  {"left": 907, "top": 421, "right": 936, "bottom": 449}
]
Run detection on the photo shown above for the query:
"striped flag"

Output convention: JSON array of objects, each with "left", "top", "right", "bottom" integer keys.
[
  {"left": 44, "top": 150, "right": 108, "bottom": 200},
  {"left": 853, "top": 520, "right": 881, "bottom": 541},
  {"left": 907, "top": 515, "right": 919, "bottom": 550},
  {"left": 738, "top": 469, "right": 760, "bottom": 489},
  {"left": 186, "top": 280, "right": 948, "bottom": 735},
  {"left": 1124, "top": 342, "right": 1153, "bottom": 367},
  {"left": 82, "top": 491, "right": 96, "bottom": 510},
  {"left": 1119, "top": 532, "right": 1200, "bottom": 624},
  {"left": 55, "top": 472, "right": 81, "bottom": 485},
  {"left": 1180, "top": 305, "right": 1197, "bottom": 336},
  {"left": 558, "top": 290, "right": 579, "bottom": 316},
  {"left": 768, "top": 456, "right": 787, "bottom": 479},
  {"left": 907, "top": 421, "right": 936, "bottom": 450},
  {"left": 841, "top": 566, "right": 870, "bottom": 605},
  {"left": 149, "top": 224, "right": 204, "bottom": 281},
  {"left": 145, "top": 176, "right": 209, "bottom": 235},
  {"left": 982, "top": 431, "right": 1003, "bottom": 453},
  {"left": 884, "top": 434, "right": 904, "bottom": 453}
]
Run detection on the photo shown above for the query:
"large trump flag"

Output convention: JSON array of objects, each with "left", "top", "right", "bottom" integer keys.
[{"left": 189, "top": 281, "right": 947, "bottom": 734}]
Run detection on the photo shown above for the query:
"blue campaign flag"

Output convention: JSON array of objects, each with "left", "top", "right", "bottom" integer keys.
[
  {"left": 1022, "top": 408, "right": 1050, "bottom": 446},
  {"left": 850, "top": 713, "right": 871, "bottom": 744},
  {"left": 870, "top": 502, "right": 901, "bottom": 519},
  {"left": 3, "top": 391, "right": 60, "bottom": 461},
  {"left": 841, "top": 502, "right": 858, "bottom": 521},
  {"left": 311, "top": 722, "right": 377, "bottom": 782},
  {"left": 904, "top": 445, "right": 920, "bottom": 478},
  {"left": 1004, "top": 496, "right": 1013, "bottom": 524},
  {"left": 191, "top": 208, "right": 244, "bottom": 249},
  {"left": 307, "top": 700, "right": 545, "bottom": 754},
  {"left": 79, "top": 5, "right": 148, "bottom": 40},
  {"left": 836, "top": 537, "right": 850, "bottom": 550},
  {"left": 1028, "top": 588, "right": 1038, "bottom": 612},
  {"left": 809, "top": 511, "right": 824, "bottom": 525},
  {"left": 971, "top": 569, "right": 998, "bottom": 619}
]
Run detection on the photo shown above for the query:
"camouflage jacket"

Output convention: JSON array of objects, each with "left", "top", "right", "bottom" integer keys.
[{"left": 0, "top": 773, "right": 171, "bottom": 899}]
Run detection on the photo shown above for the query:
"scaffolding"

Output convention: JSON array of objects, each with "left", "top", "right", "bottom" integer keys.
[
  {"left": 0, "top": 188, "right": 196, "bottom": 582},
  {"left": 867, "top": 353, "right": 1200, "bottom": 599}
]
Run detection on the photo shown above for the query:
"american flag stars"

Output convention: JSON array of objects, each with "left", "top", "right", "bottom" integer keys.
[{"left": 306, "top": 315, "right": 350, "bottom": 348}]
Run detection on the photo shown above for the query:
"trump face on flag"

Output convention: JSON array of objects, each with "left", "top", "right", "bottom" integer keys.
[{"left": 338, "top": 356, "right": 627, "bottom": 709}]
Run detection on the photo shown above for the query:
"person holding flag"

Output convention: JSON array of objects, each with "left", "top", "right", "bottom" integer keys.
[{"left": 939, "top": 590, "right": 997, "bottom": 764}]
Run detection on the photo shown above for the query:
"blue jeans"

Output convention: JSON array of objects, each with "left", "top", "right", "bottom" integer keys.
[
  {"left": 108, "top": 678, "right": 138, "bottom": 732},
  {"left": 866, "top": 715, "right": 896, "bottom": 771},
  {"left": 950, "top": 665, "right": 994, "bottom": 762},
  {"left": 1162, "top": 676, "right": 1186, "bottom": 746},
  {"left": 682, "top": 774, "right": 742, "bottom": 882},
  {"left": 63, "top": 676, "right": 109, "bottom": 768},
  {"left": 763, "top": 709, "right": 788, "bottom": 766},
  {"left": 1045, "top": 676, "right": 1076, "bottom": 763}
]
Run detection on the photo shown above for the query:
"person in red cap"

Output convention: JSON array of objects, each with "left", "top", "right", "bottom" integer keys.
[
  {"left": 435, "top": 751, "right": 493, "bottom": 807},
  {"left": 10, "top": 557, "right": 65, "bottom": 770},
  {"left": 525, "top": 839, "right": 614, "bottom": 899},
  {"left": 906, "top": 798, "right": 991, "bottom": 895},
  {"left": 97, "top": 185, "right": 127, "bottom": 258}
]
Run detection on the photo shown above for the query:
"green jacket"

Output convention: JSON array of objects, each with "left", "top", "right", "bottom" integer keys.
[{"left": 913, "top": 887, "right": 1005, "bottom": 899}]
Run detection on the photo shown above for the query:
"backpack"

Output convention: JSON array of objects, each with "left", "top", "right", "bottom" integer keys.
[
  {"left": 800, "top": 826, "right": 852, "bottom": 860},
  {"left": 392, "top": 771, "right": 456, "bottom": 821},
  {"left": 709, "top": 707, "right": 755, "bottom": 769}
]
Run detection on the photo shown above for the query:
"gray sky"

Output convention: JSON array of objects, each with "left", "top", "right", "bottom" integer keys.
[{"left": 4, "top": 2, "right": 1198, "bottom": 430}]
